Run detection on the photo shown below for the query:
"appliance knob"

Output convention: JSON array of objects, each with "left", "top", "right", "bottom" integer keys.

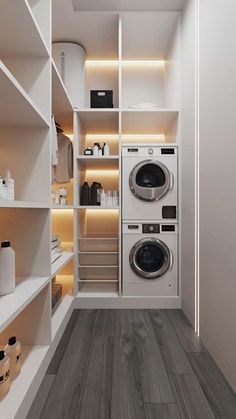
[
  {"left": 148, "top": 148, "right": 154, "bottom": 155},
  {"left": 149, "top": 225, "right": 154, "bottom": 232}
]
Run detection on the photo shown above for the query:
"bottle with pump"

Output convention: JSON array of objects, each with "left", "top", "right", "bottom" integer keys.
[
  {"left": 0, "top": 351, "right": 10, "bottom": 400},
  {"left": 93, "top": 143, "right": 98, "bottom": 156},
  {"left": 5, "top": 170, "right": 14, "bottom": 201},
  {"left": 5, "top": 336, "right": 21, "bottom": 377},
  {"left": 0, "top": 241, "right": 15, "bottom": 296},
  {"left": 103, "top": 143, "right": 110, "bottom": 156}
]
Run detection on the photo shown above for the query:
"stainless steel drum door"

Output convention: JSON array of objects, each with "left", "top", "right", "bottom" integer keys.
[
  {"left": 129, "top": 160, "right": 172, "bottom": 201},
  {"left": 129, "top": 237, "right": 172, "bottom": 279}
]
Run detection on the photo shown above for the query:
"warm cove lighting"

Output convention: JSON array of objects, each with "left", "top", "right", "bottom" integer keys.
[
  {"left": 86, "top": 60, "right": 165, "bottom": 66},
  {"left": 86, "top": 134, "right": 165, "bottom": 141},
  {"left": 86, "top": 169, "right": 119, "bottom": 176}
]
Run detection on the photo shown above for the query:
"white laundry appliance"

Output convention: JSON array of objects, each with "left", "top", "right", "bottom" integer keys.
[
  {"left": 122, "top": 221, "right": 178, "bottom": 297},
  {"left": 122, "top": 145, "right": 178, "bottom": 221}
]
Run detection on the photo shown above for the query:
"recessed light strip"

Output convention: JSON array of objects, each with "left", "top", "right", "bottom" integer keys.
[{"left": 86, "top": 60, "right": 165, "bottom": 66}]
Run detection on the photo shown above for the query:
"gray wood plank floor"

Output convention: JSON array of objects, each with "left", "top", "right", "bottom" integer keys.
[{"left": 27, "top": 309, "right": 236, "bottom": 419}]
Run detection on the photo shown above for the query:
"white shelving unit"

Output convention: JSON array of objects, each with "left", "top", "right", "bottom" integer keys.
[{"left": 0, "top": 2, "right": 188, "bottom": 417}]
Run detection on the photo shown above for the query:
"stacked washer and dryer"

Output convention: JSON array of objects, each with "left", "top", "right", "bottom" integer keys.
[{"left": 122, "top": 145, "right": 178, "bottom": 297}]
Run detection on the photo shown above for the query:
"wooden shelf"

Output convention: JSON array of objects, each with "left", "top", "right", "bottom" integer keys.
[
  {"left": 0, "top": 0, "right": 49, "bottom": 59},
  {"left": 0, "top": 200, "right": 50, "bottom": 209},
  {"left": 0, "top": 276, "right": 50, "bottom": 334},
  {"left": 0, "top": 344, "right": 49, "bottom": 419},
  {"left": 51, "top": 252, "right": 74, "bottom": 278},
  {"left": 0, "top": 61, "right": 50, "bottom": 129},
  {"left": 52, "top": 59, "right": 73, "bottom": 133}
]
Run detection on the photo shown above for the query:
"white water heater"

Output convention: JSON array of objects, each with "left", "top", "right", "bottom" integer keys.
[{"left": 52, "top": 42, "right": 86, "bottom": 109}]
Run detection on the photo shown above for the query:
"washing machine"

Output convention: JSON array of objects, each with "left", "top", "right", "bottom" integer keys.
[
  {"left": 122, "top": 145, "right": 178, "bottom": 221},
  {"left": 123, "top": 221, "right": 178, "bottom": 297}
]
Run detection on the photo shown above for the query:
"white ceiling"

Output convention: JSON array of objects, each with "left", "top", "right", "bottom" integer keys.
[{"left": 71, "top": 0, "right": 187, "bottom": 12}]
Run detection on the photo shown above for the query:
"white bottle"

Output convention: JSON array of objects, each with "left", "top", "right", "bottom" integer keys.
[
  {"left": 5, "top": 170, "right": 14, "bottom": 201},
  {"left": 93, "top": 143, "right": 98, "bottom": 156},
  {"left": 106, "top": 191, "right": 113, "bottom": 207},
  {"left": 0, "top": 241, "right": 15, "bottom": 296},
  {"left": 103, "top": 143, "right": 110, "bottom": 156},
  {"left": 5, "top": 337, "right": 21, "bottom": 377},
  {"left": 100, "top": 189, "right": 106, "bottom": 207},
  {"left": 0, "top": 177, "right": 3, "bottom": 199},
  {"left": 98, "top": 147, "right": 102, "bottom": 157},
  {"left": 112, "top": 191, "right": 119, "bottom": 207},
  {"left": 2, "top": 181, "right": 7, "bottom": 200},
  {"left": 0, "top": 351, "right": 10, "bottom": 400}
]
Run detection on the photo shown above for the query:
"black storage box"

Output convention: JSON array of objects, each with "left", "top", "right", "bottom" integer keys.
[{"left": 90, "top": 90, "right": 113, "bottom": 108}]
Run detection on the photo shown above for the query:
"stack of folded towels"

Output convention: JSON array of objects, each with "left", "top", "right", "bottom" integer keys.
[{"left": 51, "top": 235, "right": 63, "bottom": 264}]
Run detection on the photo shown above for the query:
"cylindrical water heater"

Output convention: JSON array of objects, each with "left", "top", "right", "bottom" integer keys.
[{"left": 52, "top": 42, "right": 86, "bottom": 109}]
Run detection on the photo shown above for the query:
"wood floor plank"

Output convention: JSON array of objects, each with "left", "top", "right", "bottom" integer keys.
[
  {"left": 75, "top": 337, "right": 113, "bottom": 419},
  {"left": 169, "top": 374, "right": 216, "bottom": 419},
  {"left": 188, "top": 352, "right": 236, "bottom": 419},
  {"left": 144, "top": 403, "right": 182, "bottom": 419},
  {"left": 166, "top": 310, "right": 205, "bottom": 353},
  {"left": 111, "top": 323, "right": 145, "bottom": 419},
  {"left": 65, "top": 309, "right": 97, "bottom": 353},
  {"left": 26, "top": 374, "right": 55, "bottom": 419},
  {"left": 93, "top": 309, "right": 119, "bottom": 336},
  {"left": 134, "top": 311, "right": 175, "bottom": 403},
  {"left": 149, "top": 310, "right": 193, "bottom": 374},
  {"left": 47, "top": 310, "right": 79, "bottom": 374},
  {"left": 41, "top": 352, "right": 87, "bottom": 419}
]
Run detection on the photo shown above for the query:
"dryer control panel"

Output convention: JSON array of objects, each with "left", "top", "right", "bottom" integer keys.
[{"left": 142, "top": 224, "right": 160, "bottom": 233}]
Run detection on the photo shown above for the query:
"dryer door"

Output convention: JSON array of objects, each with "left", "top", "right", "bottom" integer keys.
[
  {"left": 129, "top": 237, "right": 171, "bottom": 279},
  {"left": 129, "top": 160, "right": 171, "bottom": 201}
]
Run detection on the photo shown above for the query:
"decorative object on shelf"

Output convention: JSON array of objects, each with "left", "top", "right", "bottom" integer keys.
[
  {"left": 51, "top": 235, "right": 63, "bottom": 264},
  {"left": 0, "top": 171, "right": 14, "bottom": 201},
  {"left": 90, "top": 90, "right": 113, "bottom": 108},
  {"left": 51, "top": 187, "right": 68, "bottom": 205},
  {"left": 84, "top": 147, "right": 93, "bottom": 156},
  {"left": 5, "top": 336, "right": 21, "bottom": 377},
  {"left": 52, "top": 42, "right": 86, "bottom": 108},
  {"left": 0, "top": 351, "right": 10, "bottom": 400},
  {"left": 102, "top": 142, "right": 110, "bottom": 156},
  {"left": 92, "top": 143, "right": 99, "bottom": 156},
  {"left": 0, "top": 241, "right": 15, "bottom": 296},
  {"left": 51, "top": 280, "right": 62, "bottom": 313}
]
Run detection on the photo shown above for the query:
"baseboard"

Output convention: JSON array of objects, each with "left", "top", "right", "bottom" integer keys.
[
  {"left": 74, "top": 296, "right": 181, "bottom": 309},
  {"left": 200, "top": 327, "right": 236, "bottom": 394}
]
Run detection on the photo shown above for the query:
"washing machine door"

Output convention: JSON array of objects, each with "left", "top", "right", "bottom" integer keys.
[
  {"left": 129, "top": 160, "right": 171, "bottom": 201},
  {"left": 129, "top": 238, "right": 171, "bottom": 279}
]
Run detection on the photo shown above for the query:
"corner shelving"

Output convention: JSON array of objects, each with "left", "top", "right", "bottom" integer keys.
[
  {"left": 51, "top": 252, "right": 74, "bottom": 278},
  {"left": 0, "top": 276, "right": 50, "bottom": 334}
]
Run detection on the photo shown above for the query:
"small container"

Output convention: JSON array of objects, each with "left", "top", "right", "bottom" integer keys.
[
  {"left": 51, "top": 191, "right": 57, "bottom": 204},
  {"left": 84, "top": 147, "right": 93, "bottom": 156},
  {"left": 106, "top": 191, "right": 113, "bottom": 207},
  {"left": 0, "top": 241, "right": 15, "bottom": 296},
  {"left": 2, "top": 181, "right": 7, "bottom": 200},
  {"left": 93, "top": 143, "right": 98, "bottom": 156},
  {"left": 59, "top": 196, "right": 67, "bottom": 205},
  {"left": 0, "top": 351, "right": 10, "bottom": 400},
  {"left": 59, "top": 187, "right": 67, "bottom": 198},
  {"left": 98, "top": 147, "right": 102, "bottom": 156},
  {"left": 5, "top": 170, "right": 14, "bottom": 201},
  {"left": 5, "top": 337, "right": 21, "bottom": 377},
  {"left": 103, "top": 143, "right": 110, "bottom": 156},
  {"left": 112, "top": 191, "right": 119, "bottom": 206},
  {"left": 100, "top": 189, "right": 106, "bottom": 206}
]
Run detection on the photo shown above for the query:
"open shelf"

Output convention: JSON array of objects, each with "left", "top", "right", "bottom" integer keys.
[
  {"left": 77, "top": 283, "right": 119, "bottom": 296},
  {"left": 51, "top": 294, "right": 74, "bottom": 339},
  {"left": 0, "top": 344, "right": 49, "bottom": 419},
  {"left": 77, "top": 155, "right": 119, "bottom": 170},
  {"left": 0, "top": 276, "right": 50, "bottom": 334},
  {"left": 0, "top": 61, "right": 50, "bottom": 129},
  {"left": 76, "top": 109, "right": 119, "bottom": 134},
  {"left": 0, "top": 200, "right": 49, "bottom": 209},
  {"left": 51, "top": 252, "right": 74, "bottom": 278},
  {"left": 0, "top": 0, "right": 49, "bottom": 59},
  {"left": 78, "top": 206, "right": 119, "bottom": 210},
  {"left": 52, "top": 59, "right": 73, "bottom": 133}
]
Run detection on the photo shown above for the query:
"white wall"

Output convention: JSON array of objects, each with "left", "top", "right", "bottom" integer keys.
[
  {"left": 199, "top": 0, "right": 236, "bottom": 392},
  {"left": 180, "top": 0, "right": 196, "bottom": 326}
]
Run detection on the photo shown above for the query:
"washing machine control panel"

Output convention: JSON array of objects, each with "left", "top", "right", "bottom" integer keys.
[
  {"left": 142, "top": 224, "right": 160, "bottom": 233},
  {"left": 148, "top": 148, "right": 154, "bottom": 155}
]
